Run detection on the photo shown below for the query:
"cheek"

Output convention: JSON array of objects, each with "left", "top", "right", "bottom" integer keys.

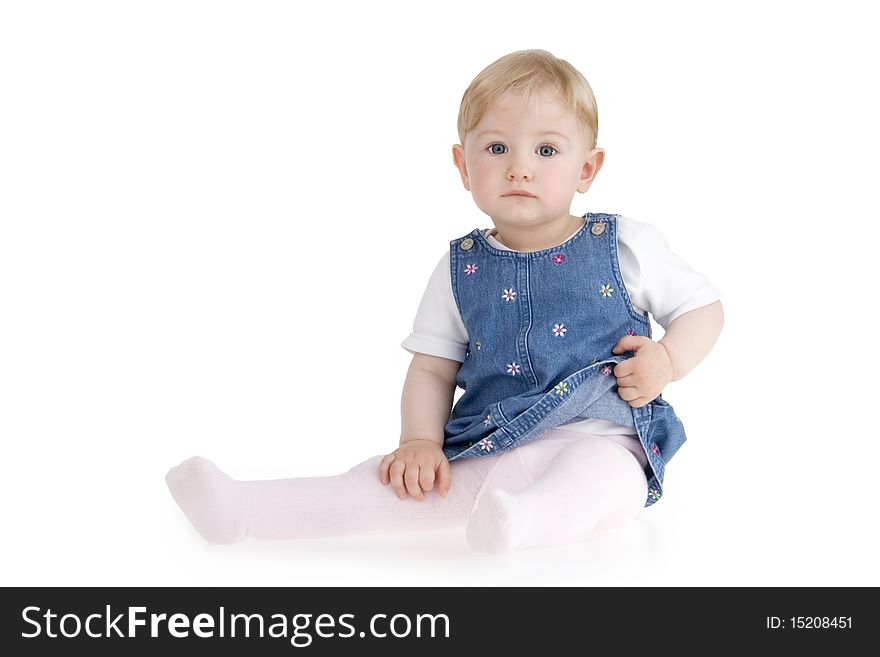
[
  {"left": 466, "top": 158, "right": 497, "bottom": 189},
  {"left": 549, "top": 161, "right": 584, "bottom": 190}
]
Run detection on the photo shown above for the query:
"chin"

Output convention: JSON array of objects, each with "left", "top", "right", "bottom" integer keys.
[{"left": 495, "top": 208, "right": 544, "bottom": 222}]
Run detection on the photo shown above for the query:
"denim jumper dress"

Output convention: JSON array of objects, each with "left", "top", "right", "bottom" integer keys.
[{"left": 444, "top": 213, "right": 686, "bottom": 506}]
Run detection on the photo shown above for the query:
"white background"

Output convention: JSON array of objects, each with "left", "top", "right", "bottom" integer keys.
[{"left": 2, "top": 0, "right": 877, "bottom": 586}]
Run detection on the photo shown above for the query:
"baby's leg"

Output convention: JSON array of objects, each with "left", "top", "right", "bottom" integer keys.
[
  {"left": 165, "top": 453, "right": 495, "bottom": 544},
  {"left": 466, "top": 431, "right": 648, "bottom": 553}
]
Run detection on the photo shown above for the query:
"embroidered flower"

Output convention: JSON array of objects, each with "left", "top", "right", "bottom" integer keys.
[
  {"left": 464, "top": 263, "right": 478, "bottom": 275},
  {"left": 651, "top": 443, "right": 661, "bottom": 456},
  {"left": 502, "top": 288, "right": 517, "bottom": 301},
  {"left": 600, "top": 284, "right": 613, "bottom": 298},
  {"left": 552, "top": 253, "right": 566, "bottom": 265},
  {"left": 648, "top": 488, "right": 661, "bottom": 501},
  {"left": 484, "top": 415, "right": 492, "bottom": 426},
  {"left": 552, "top": 323, "right": 567, "bottom": 337},
  {"left": 591, "top": 357, "right": 601, "bottom": 365},
  {"left": 554, "top": 381, "right": 569, "bottom": 396},
  {"left": 475, "top": 339, "right": 481, "bottom": 351},
  {"left": 627, "top": 328, "right": 636, "bottom": 336},
  {"left": 478, "top": 438, "right": 494, "bottom": 452},
  {"left": 601, "top": 365, "right": 613, "bottom": 376},
  {"left": 507, "top": 362, "right": 521, "bottom": 376}
]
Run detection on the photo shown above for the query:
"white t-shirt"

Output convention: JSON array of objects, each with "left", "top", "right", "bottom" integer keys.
[{"left": 401, "top": 215, "right": 723, "bottom": 437}]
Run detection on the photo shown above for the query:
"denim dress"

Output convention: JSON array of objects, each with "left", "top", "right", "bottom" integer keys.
[{"left": 444, "top": 213, "right": 686, "bottom": 506}]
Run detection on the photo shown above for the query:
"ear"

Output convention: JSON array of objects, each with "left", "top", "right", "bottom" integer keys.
[
  {"left": 452, "top": 144, "right": 471, "bottom": 191},
  {"left": 576, "top": 148, "right": 605, "bottom": 194}
]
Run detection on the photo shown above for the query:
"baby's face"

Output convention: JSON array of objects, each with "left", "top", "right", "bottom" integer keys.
[{"left": 454, "top": 88, "right": 600, "bottom": 233}]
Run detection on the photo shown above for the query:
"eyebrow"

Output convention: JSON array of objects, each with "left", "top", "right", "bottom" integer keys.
[{"left": 474, "top": 130, "right": 572, "bottom": 143}]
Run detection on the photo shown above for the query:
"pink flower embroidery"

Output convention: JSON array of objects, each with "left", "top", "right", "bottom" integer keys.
[
  {"left": 600, "top": 284, "right": 613, "bottom": 298},
  {"left": 651, "top": 443, "right": 660, "bottom": 456},
  {"left": 484, "top": 415, "right": 492, "bottom": 426},
  {"left": 464, "top": 263, "right": 478, "bottom": 275},
  {"left": 648, "top": 488, "right": 661, "bottom": 501},
  {"left": 601, "top": 365, "right": 613, "bottom": 376},
  {"left": 627, "top": 328, "right": 636, "bottom": 336},
  {"left": 554, "top": 381, "right": 568, "bottom": 396},
  {"left": 507, "top": 362, "right": 521, "bottom": 376},
  {"left": 502, "top": 288, "right": 517, "bottom": 301},
  {"left": 552, "top": 253, "right": 566, "bottom": 265},
  {"left": 478, "top": 438, "right": 494, "bottom": 452},
  {"left": 552, "top": 323, "right": 567, "bottom": 337}
]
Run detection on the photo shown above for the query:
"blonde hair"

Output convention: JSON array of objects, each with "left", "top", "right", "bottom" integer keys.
[{"left": 457, "top": 49, "right": 599, "bottom": 148}]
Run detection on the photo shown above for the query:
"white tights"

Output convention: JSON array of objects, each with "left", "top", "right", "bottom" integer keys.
[{"left": 166, "top": 428, "right": 649, "bottom": 553}]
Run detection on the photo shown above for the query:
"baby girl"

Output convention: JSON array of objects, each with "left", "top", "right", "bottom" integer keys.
[{"left": 166, "top": 49, "right": 724, "bottom": 553}]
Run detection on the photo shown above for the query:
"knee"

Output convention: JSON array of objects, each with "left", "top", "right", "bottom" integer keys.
[
  {"left": 559, "top": 435, "right": 647, "bottom": 483},
  {"left": 564, "top": 434, "right": 629, "bottom": 460}
]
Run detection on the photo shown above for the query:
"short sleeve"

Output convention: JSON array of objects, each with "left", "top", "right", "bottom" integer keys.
[
  {"left": 400, "top": 252, "right": 470, "bottom": 362},
  {"left": 617, "top": 216, "right": 723, "bottom": 330}
]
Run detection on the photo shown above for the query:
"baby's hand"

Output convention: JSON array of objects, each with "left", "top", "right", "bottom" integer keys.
[
  {"left": 378, "top": 439, "right": 451, "bottom": 501},
  {"left": 610, "top": 336, "right": 675, "bottom": 408}
]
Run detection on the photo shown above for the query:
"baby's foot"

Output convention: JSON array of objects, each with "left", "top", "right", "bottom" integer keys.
[
  {"left": 465, "top": 489, "right": 527, "bottom": 554},
  {"left": 165, "top": 456, "right": 244, "bottom": 544}
]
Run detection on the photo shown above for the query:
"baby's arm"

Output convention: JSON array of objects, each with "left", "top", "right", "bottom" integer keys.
[
  {"left": 378, "top": 353, "right": 461, "bottom": 500},
  {"left": 611, "top": 300, "right": 724, "bottom": 407},
  {"left": 658, "top": 300, "right": 724, "bottom": 381}
]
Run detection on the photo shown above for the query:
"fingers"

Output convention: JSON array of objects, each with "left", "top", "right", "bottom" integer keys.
[
  {"left": 381, "top": 451, "right": 451, "bottom": 501},
  {"left": 404, "top": 463, "right": 426, "bottom": 500},
  {"left": 386, "top": 456, "right": 430, "bottom": 501},
  {"left": 418, "top": 464, "right": 435, "bottom": 494},
  {"left": 378, "top": 453, "right": 394, "bottom": 484},
  {"left": 435, "top": 459, "right": 452, "bottom": 498},
  {"left": 617, "top": 385, "right": 648, "bottom": 408},
  {"left": 617, "top": 385, "right": 639, "bottom": 402},
  {"left": 388, "top": 458, "right": 409, "bottom": 499}
]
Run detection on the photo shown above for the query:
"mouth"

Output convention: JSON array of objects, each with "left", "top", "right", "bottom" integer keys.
[{"left": 502, "top": 190, "right": 536, "bottom": 198}]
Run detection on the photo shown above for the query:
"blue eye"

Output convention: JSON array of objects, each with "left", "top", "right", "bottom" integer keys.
[
  {"left": 537, "top": 144, "right": 557, "bottom": 157},
  {"left": 488, "top": 143, "right": 507, "bottom": 155}
]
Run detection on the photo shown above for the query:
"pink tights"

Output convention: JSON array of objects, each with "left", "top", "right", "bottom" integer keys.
[{"left": 166, "top": 428, "right": 649, "bottom": 553}]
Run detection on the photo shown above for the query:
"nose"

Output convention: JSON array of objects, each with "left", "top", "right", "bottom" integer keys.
[{"left": 506, "top": 160, "right": 532, "bottom": 181}]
